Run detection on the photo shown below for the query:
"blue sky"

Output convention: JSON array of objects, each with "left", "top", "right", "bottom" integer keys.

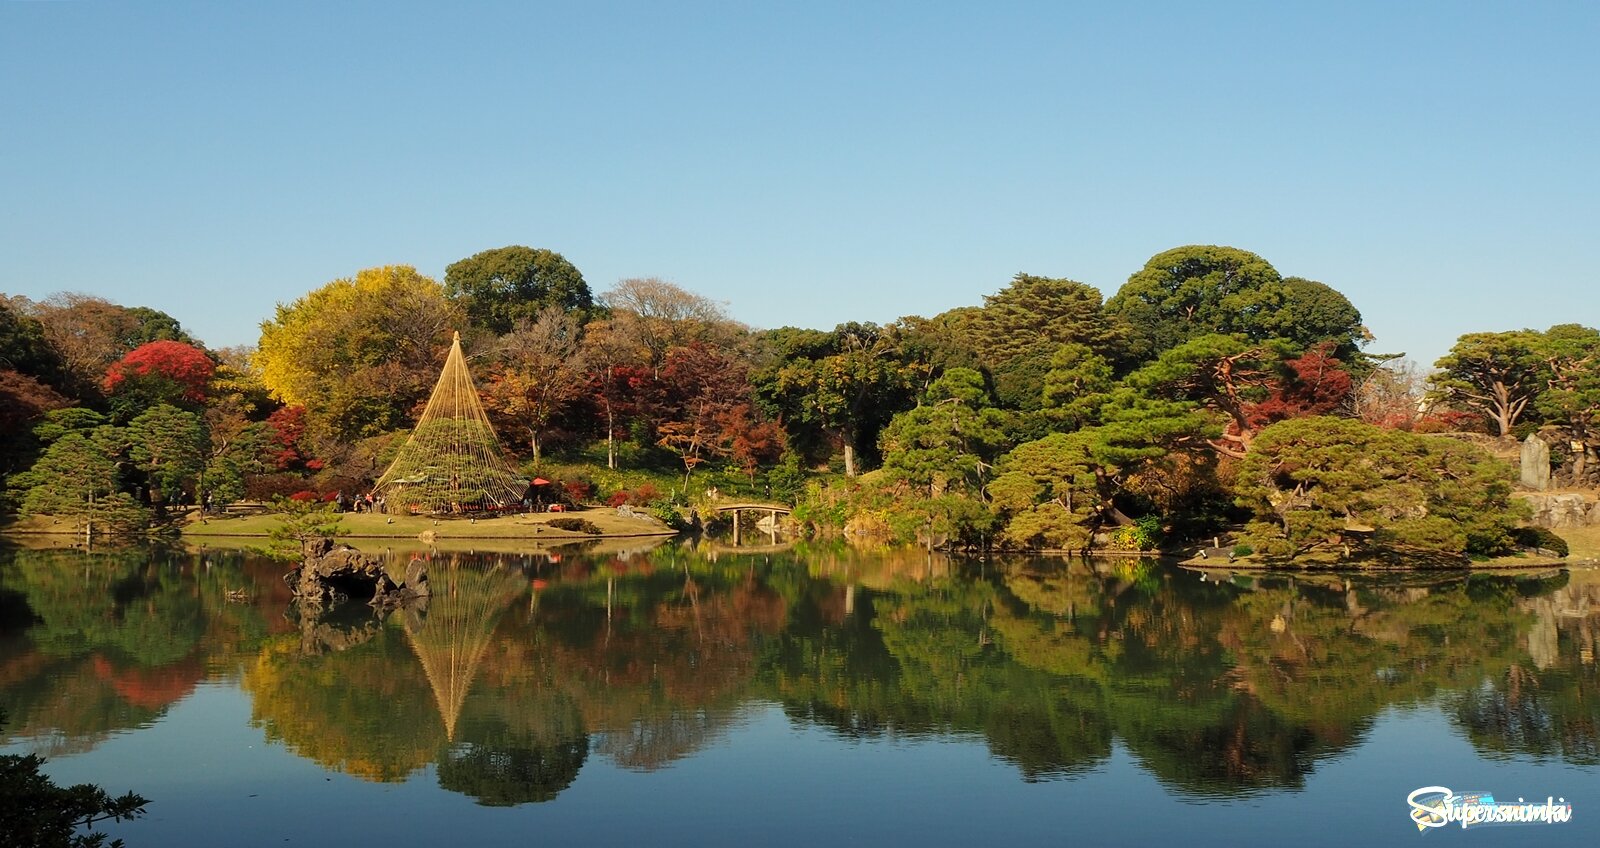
[{"left": 2, "top": 1, "right": 1596, "bottom": 367}]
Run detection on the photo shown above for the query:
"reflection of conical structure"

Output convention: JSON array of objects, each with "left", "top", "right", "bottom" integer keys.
[
  {"left": 374, "top": 332, "right": 526, "bottom": 513},
  {"left": 405, "top": 564, "right": 527, "bottom": 740}
]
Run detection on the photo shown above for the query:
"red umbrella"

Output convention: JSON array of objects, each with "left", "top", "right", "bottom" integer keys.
[{"left": 531, "top": 477, "right": 550, "bottom": 485}]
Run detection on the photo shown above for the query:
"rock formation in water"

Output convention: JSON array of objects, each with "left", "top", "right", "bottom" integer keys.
[{"left": 286, "top": 538, "right": 426, "bottom": 611}]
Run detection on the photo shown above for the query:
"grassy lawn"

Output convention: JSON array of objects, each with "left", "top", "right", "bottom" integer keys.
[{"left": 3, "top": 507, "right": 676, "bottom": 541}]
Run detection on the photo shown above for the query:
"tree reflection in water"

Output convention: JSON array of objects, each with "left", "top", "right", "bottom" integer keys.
[{"left": 0, "top": 542, "right": 1596, "bottom": 804}]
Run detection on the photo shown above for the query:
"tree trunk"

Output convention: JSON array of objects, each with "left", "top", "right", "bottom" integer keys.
[
  {"left": 530, "top": 431, "right": 541, "bottom": 466},
  {"left": 843, "top": 442, "right": 857, "bottom": 478},
  {"left": 606, "top": 405, "right": 616, "bottom": 470}
]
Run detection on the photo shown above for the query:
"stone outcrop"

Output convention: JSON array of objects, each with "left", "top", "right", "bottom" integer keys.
[
  {"left": 1517, "top": 492, "right": 1600, "bottom": 529},
  {"left": 1520, "top": 434, "right": 1552, "bottom": 491},
  {"left": 286, "top": 538, "right": 425, "bottom": 610}
]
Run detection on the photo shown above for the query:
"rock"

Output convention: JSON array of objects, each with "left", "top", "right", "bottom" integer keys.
[
  {"left": 1518, "top": 492, "right": 1600, "bottom": 529},
  {"left": 287, "top": 540, "right": 400, "bottom": 610},
  {"left": 1521, "top": 434, "right": 1552, "bottom": 490}
]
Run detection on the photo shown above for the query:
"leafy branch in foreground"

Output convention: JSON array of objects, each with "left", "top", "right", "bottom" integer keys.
[{"left": 0, "top": 710, "right": 149, "bottom": 848}]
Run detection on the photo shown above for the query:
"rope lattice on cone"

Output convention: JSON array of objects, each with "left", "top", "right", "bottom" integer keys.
[{"left": 374, "top": 332, "right": 526, "bottom": 513}]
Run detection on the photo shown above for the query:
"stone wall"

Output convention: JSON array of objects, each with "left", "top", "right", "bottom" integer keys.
[{"left": 1516, "top": 492, "right": 1600, "bottom": 529}]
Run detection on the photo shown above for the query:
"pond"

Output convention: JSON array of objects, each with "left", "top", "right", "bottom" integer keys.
[{"left": 1, "top": 540, "right": 1595, "bottom": 846}]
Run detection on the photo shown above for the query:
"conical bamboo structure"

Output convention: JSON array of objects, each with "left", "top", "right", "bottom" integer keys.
[
  {"left": 374, "top": 332, "right": 526, "bottom": 513},
  {"left": 405, "top": 563, "right": 528, "bottom": 740}
]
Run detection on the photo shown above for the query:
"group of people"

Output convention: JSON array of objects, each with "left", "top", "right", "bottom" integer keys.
[{"left": 337, "top": 491, "right": 386, "bottom": 513}]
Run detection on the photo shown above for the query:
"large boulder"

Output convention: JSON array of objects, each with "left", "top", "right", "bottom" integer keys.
[{"left": 286, "top": 538, "right": 420, "bottom": 610}]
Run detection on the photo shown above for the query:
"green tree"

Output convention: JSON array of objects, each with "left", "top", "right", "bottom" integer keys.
[
  {"left": 126, "top": 404, "right": 206, "bottom": 517},
  {"left": 1105, "top": 246, "right": 1364, "bottom": 363},
  {"left": 444, "top": 245, "right": 592, "bottom": 335},
  {"left": 1428, "top": 330, "right": 1546, "bottom": 438},
  {"left": 19, "top": 429, "right": 147, "bottom": 538},
  {"left": 879, "top": 369, "right": 1009, "bottom": 499},
  {"left": 1126, "top": 334, "right": 1291, "bottom": 457},
  {"left": 0, "top": 709, "right": 149, "bottom": 848},
  {"left": 1040, "top": 342, "right": 1115, "bottom": 427},
  {"left": 1234, "top": 417, "right": 1522, "bottom": 561},
  {"left": 757, "top": 323, "right": 911, "bottom": 477},
  {"left": 1533, "top": 324, "right": 1600, "bottom": 478}
]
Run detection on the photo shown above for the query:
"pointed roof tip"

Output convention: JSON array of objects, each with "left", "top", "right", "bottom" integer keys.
[{"left": 452, "top": 330, "right": 461, "bottom": 342}]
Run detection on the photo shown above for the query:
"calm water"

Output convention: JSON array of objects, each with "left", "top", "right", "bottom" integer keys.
[{"left": 1, "top": 539, "right": 1595, "bottom": 847}]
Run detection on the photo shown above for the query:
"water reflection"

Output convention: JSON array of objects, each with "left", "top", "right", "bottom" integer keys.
[{"left": 1, "top": 541, "right": 1597, "bottom": 807}]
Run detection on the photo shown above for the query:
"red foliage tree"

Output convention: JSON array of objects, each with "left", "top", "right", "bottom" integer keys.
[
  {"left": 266, "top": 405, "right": 314, "bottom": 470},
  {"left": 1246, "top": 344, "right": 1354, "bottom": 431},
  {"left": 102, "top": 340, "right": 214, "bottom": 408}
]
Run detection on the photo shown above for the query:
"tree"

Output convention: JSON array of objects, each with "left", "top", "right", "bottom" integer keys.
[
  {"left": 1347, "top": 357, "right": 1426, "bottom": 430},
  {"left": 0, "top": 301, "right": 69, "bottom": 392},
  {"left": 12, "top": 294, "right": 194, "bottom": 398},
  {"left": 655, "top": 343, "right": 762, "bottom": 483},
  {"left": 19, "top": 428, "right": 148, "bottom": 538},
  {"left": 125, "top": 404, "right": 207, "bottom": 517},
  {"left": 974, "top": 275, "right": 1125, "bottom": 408},
  {"left": 599, "top": 278, "right": 742, "bottom": 378},
  {"left": 1126, "top": 334, "right": 1291, "bottom": 457},
  {"left": 481, "top": 307, "right": 589, "bottom": 464},
  {"left": 1428, "top": 330, "right": 1546, "bottom": 438},
  {"left": 1105, "top": 246, "right": 1364, "bottom": 363},
  {"left": 1040, "top": 343, "right": 1115, "bottom": 427},
  {"left": 0, "top": 709, "right": 149, "bottom": 848},
  {"left": 879, "top": 369, "right": 1009, "bottom": 500},
  {"left": 444, "top": 246, "right": 593, "bottom": 335},
  {"left": 756, "top": 323, "right": 911, "bottom": 477},
  {"left": 255, "top": 266, "right": 464, "bottom": 442},
  {"left": 1234, "top": 417, "right": 1522, "bottom": 561},
  {"left": 1534, "top": 323, "right": 1600, "bottom": 479},
  {"left": 102, "top": 340, "right": 215, "bottom": 421},
  {"left": 0, "top": 370, "right": 69, "bottom": 489}
]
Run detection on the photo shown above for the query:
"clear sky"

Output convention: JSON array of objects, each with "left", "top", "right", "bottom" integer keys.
[{"left": 2, "top": 1, "right": 1596, "bottom": 367}]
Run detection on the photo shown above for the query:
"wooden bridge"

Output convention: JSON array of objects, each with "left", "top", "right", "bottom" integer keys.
[
  {"left": 709, "top": 502, "right": 792, "bottom": 515},
  {"left": 710, "top": 502, "right": 793, "bottom": 545}
]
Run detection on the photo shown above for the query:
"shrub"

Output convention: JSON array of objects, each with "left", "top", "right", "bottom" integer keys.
[
  {"left": 1232, "top": 544, "right": 1254, "bottom": 557},
  {"left": 1513, "top": 526, "right": 1569, "bottom": 557},
  {"left": 630, "top": 483, "right": 660, "bottom": 506},
  {"left": 563, "top": 479, "right": 594, "bottom": 503},
  {"left": 607, "top": 490, "right": 631, "bottom": 508},
  {"left": 288, "top": 490, "right": 320, "bottom": 503},
  {"left": 547, "top": 517, "right": 601, "bottom": 534}
]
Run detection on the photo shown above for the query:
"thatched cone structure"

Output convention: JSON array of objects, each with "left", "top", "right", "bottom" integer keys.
[
  {"left": 405, "top": 563, "right": 528, "bottom": 740},
  {"left": 374, "top": 332, "right": 526, "bottom": 514}
]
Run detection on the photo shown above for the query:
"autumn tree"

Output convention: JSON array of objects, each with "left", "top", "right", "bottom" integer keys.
[
  {"left": 102, "top": 340, "right": 216, "bottom": 421},
  {"left": 1347, "top": 357, "right": 1426, "bottom": 430},
  {"left": 1428, "top": 330, "right": 1546, "bottom": 438},
  {"left": 445, "top": 245, "right": 593, "bottom": 334},
  {"left": 255, "top": 266, "right": 464, "bottom": 442},
  {"left": 481, "top": 307, "right": 589, "bottom": 465},
  {"left": 11, "top": 294, "right": 194, "bottom": 397},
  {"left": 599, "top": 278, "right": 742, "bottom": 378}
]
